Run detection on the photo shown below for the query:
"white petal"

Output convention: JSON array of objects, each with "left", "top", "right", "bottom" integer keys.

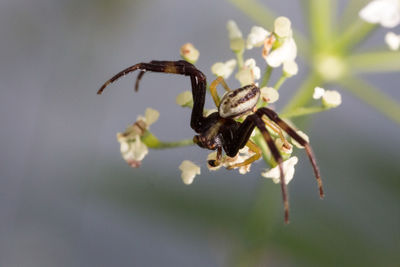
[
  {"left": 260, "top": 87, "right": 279, "bottom": 103},
  {"left": 313, "top": 86, "right": 326, "bottom": 99},
  {"left": 227, "top": 20, "right": 243, "bottom": 39},
  {"left": 283, "top": 61, "right": 298, "bottom": 76},
  {"left": 211, "top": 59, "right": 237, "bottom": 79},
  {"left": 180, "top": 43, "right": 200, "bottom": 64},
  {"left": 179, "top": 160, "right": 201, "bottom": 185},
  {"left": 359, "top": 0, "right": 400, "bottom": 28},
  {"left": 246, "top": 26, "right": 270, "bottom": 49},
  {"left": 385, "top": 31, "right": 400, "bottom": 50},
  {"left": 261, "top": 156, "right": 298, "bottom": 184},
  {"left": 266, "top": 37, "right": 297, "bottom": 67},
  {"left": 176, "top": 91, "right": 193, "bottom": 106},
  {"left": 144, "top": 108, "right": 160, "bottom": 126},
  {"left": 322, "top": 90, "right": 342, "bottom": 108},
  {"left": 274, "top": 16, "right": 292, "bottom": 37}
]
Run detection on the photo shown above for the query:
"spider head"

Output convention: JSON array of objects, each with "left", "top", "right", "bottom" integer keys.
[{"left": 218, "top": 84, "right": 260, "bottom": 119}]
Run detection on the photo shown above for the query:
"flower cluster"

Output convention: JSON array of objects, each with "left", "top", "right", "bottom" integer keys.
[{"left": 360, "top": 0, "right": 400, "bottom": 50}]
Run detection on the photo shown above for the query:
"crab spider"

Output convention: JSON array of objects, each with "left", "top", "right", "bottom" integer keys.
[{"left": 98, "top": 60, "right": 324, "bottom": 223}]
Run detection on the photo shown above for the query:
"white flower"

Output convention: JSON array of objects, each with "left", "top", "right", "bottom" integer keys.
[
  {"left": 291, "top": 130, "right": 310, "bottom": 149},
  {"left": 385, "top": 31, "right": 400, "bottom": 50},
  {"left": 246, "top": 26, "right": 270, "bottom": 49},
  {"left": 136, "top": 108, "right": 160, "bottom": 129},
  {"left": 235, "top": 58, "right": 261, "bottom": 86},
  {"left": 283, "top": 61, "right": 298, "bottom": 77},
  {"left": 313, "top": 86, "right": 326, "bottom": 99},
  {"left": 274, "top": 16, "right": 292, "bottom": 38},
  {"left": 179, "top": 160, "right": 201, "bottom": 185},
  {"left": 265, "top": 37, "right": 297, "bottom": 68},
  {"left": 176, "top": 91, "right": 193, "bottom": 107},
  {"left": 359, "top": 0, "right": 400, "bottom": 28},
  {"left": 227, "top": 20, "right": 245, "bottom": 52},
  {"left": 224, "top": 146, "right": 255, "bottom": 174},
  {"left": 211, "top": 59, "right": 237, "bottom": 79},
  {"left": 117, "top": 134, "right": 149, "bottom": 168},
  {"left": 260, "top": 87, "right": 279, "bottom": 103},
  {"left": 261, "top": 156, "right": 298, "bottom": 185},
  {"left": 322, "top": 90, "right": 342, "bottom": 108},
  {"left": 180, "top": 43, "right": 199, "bottom": 64}
]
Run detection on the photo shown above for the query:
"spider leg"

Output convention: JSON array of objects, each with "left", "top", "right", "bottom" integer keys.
[
  {"left": 207, "top": 147, "right": 223, "bottom": 167},
  {"left": 248, "top": 114, "right": 289, "bottom": 224},
  {"left": 221, "top": 116, "right": 289, "bottom": 223},
  {"left": 257, "top": 107, "right": 324, "bottom": 198},
  {"left": 97, "top": 60, "right": 207, "bottom": 133},
  {"left": 209, "top": 76, "right": 231, "bottom": 107},
  {"left": 226, "top": 140, "right": 261, "bottom": 169}
]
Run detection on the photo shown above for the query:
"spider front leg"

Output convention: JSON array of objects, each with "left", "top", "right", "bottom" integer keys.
[
  {"left": 209, "top": 76, "right": 231, "bottom": 106},
  {"left": 97, "top": 60, "right": 208, "bottom": 133},
  {"left": 257, "top": 107, "right": 324, "bottom": 198}
]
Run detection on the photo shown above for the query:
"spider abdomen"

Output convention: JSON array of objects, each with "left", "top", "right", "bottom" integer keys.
[{"left": 218, "top": 84, "right": 260, "bottom": 118}]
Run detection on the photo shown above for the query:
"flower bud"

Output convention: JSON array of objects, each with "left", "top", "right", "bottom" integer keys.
[{"left": 180, "top": 43, "right": 199, "bottom": 64}]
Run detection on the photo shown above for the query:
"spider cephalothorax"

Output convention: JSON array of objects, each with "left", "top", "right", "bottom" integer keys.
[{"left": 98, "top": 60, "right": 324, "bottom": 223}]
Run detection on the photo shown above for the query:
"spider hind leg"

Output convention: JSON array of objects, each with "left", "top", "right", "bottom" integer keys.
[{"left": 257, "top": 107, "right": 324, "bottom": 198}]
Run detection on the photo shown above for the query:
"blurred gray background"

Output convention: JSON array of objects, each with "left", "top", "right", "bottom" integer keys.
[{"left": 1, "top": 0, "right": 399, "bottom": 266}]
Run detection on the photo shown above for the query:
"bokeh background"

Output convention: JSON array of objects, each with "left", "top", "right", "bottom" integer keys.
[{"left": 1, "top": 0, "right": 399, "bottom": 266}]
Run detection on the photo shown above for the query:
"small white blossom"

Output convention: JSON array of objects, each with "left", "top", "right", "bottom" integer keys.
[
  {"left": 180, "top": 43, "right": 200, "bottom": 64},
  {"left": 322, "top": 90, "right": 342, "bottom": 108},
  {"left": 246, "top": 26, "right": 270, "bottom": 49},
  {"left": 260, "top": 87, "right": 279, "bottom": 103},
  {"left": 227, "top": 20, "right": 245, "bottom": 52},
  {"left": 179, "top": 160, "right": 201, "bottom": 185},
  {"left": 274, "top": 16, "right": 292, "bottom": 38},
  {"left": 235, "top": 58, "right": 261, "bottom": 86},
  {"left": 283, "top": 61, "right": 299, "bottom": 77},
  {"left": 117, "top": 134, "right": 149, "bottom": 168},
  {"left": 261, "top": 156, "right": 299, "bottom": 185},
  {"left": 265, "top": 37, "right": 297, "bottom": 68},
  {"left": 291, "top": 130, "right": 310, "bottom": 149},
  {"left": 211, "top": 59, "right": 237, "bottom": 79},
  {"left": 385, "top": 31, "right": 400, "bottom": 50},
  {"left": 313, "top": 86, "right": 326, "bottom": 99},
  {"left": 176, "top": 91, "right": 193, "bottom": 107},
  {"left": 143, "top": 108, "right": 159, "bottom": 126},
  {"left": 359, "top": 0, "right": 400, "bottom": 28},
  {"left": 224, "top": 146, "right": 255, "bottom": 174}
]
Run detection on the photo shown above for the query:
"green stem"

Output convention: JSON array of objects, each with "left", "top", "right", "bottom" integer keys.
[
  {"left": 307, "top": 0, "right": 335, "bottom": 50},
  {"left": 281, "top": 73, "right": 322, "bottom": 114},
  {"left": 260, "top": 66, "right": 273, "bottom": 87},
  {"left": 347, "top": 50, "right": 400, "bottom": 73},
  {"left": 141, "top": 132, "right": 194, "bottom": 149},
  {"left": 273, "top": 75, "right": 287, "bottom": 90},
  {"left": 236, "top": 51, "right": 244, "bottom": 69},
  {"left": 280, "top": 106, "right": 328, "bottom": 118},
  {"left": 333, "top": 20, "right": 377, "bottom": 52},
  {"left": 339, "top": 77, "right": 400, "bottom": 125}
]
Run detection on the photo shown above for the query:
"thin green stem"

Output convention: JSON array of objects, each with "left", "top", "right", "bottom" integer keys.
[
  {"left": 141, "top": 132, "right": 194, "bottom": 149},
  {"left": 236, "top": 51, "right": 244, "bottom": 69},
  {"left": 280, "top": 106, "right": 328, "bottom": 118},
  {"left": 307, "top": 0, "right": 335, "bottom": 50},
  {"left": 260, "top": 66, "right": 273, "bottom": 88},
  {"left": 281, "top": 73, "right": 322, "bottom": 114},
  {"left": 347, "top": 50, "right": 400, "bottom": 73},
  {"left": 333, "top": 20, "right": 377, "bottom": 52},
  {"left": 273, "top": 75, "right": 287, "bottom": 91},
  {"left": 339, "top": 77, "right": 400, "bottom": 125}
]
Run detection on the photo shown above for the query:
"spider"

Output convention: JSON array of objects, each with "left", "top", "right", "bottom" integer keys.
[{"left": 98, "top": 60, "right": 324, "bottom": 223}]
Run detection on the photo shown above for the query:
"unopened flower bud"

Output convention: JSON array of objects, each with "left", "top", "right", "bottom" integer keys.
[
  {"left": 180, "top": 43, "right": 200, "bottom": 64},
  {"left": 322, "top": 90, "right": 342, "bottom": 108},
  {"left": 176, "top": 91, "right": 193, "bottom": 107}
]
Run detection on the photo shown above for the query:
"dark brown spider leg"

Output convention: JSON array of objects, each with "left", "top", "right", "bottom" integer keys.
[
  {"left": 97, "top": 60, "right": 207, "bottom": 133},
  {"left": 134, "top": 71, "right": 146, "bottom": 92},
  {"left": 248, "top": 114, "right": 289, "bottom": 224},
  {"left": 257, "top": 107, "right": 324, "bottom": 198},
  {"left": 221, "top": 116, "right": 289, "bottom": 223},
  {"left": 207, "top": 147, "right": 223, "bottom": 167}
]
